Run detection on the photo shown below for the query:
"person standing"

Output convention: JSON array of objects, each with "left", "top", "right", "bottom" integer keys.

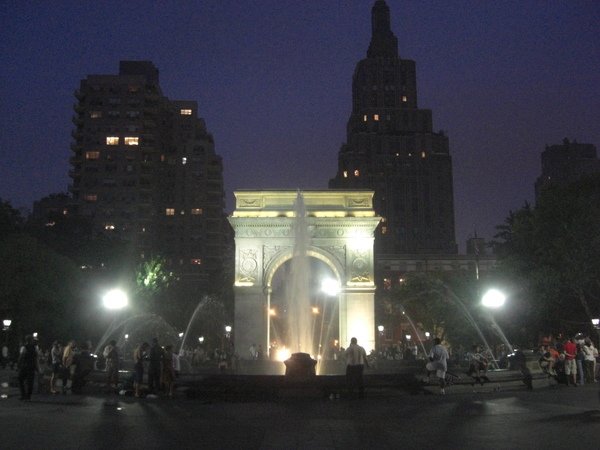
[
  {"left": 427, "top": 338, "right": 449, "bottom": 395},
  {"left": 147, "top": 338, "right": 163, "bottom": 394},
  {"left": 161, "top": 345, "right": 176, "bottom": 398},
  {"left": 344, "top": 337, "right": 369, "bottom": 398},
  {"left": 563, "top": 337, "right": 578, "bottom": 387},
  {"left": 61, "top": 341, "right": 77, "bottom": 394},
  {"left": 133, "top": 342, "right": 149, "bottom": 398},
  {"left": 103, "top": 340, "right": 119, "bottom": 390},
  {"left": 17, "top": 335, "right": 40, "bottom": 400},
  {"left": 49, "top": 341, "right": 63, "bottom": 394}
]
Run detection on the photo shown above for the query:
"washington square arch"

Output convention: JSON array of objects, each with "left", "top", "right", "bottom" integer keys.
[{"left": 228, "top": 190, "right": 381, "bottom": 359}]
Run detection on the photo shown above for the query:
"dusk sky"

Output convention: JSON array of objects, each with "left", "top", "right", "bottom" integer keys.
[{"left": 1, "top": 1, "right": 599, "bottom": 251}]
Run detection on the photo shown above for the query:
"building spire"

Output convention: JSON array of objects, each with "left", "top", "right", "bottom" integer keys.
[{"left": 367, "top": 1, "right": 398, "bottom": 58}]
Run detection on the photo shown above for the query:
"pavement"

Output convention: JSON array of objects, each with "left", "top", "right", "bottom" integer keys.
[{"left": 2, "top": 368, "right": 599, "bottom": 449}]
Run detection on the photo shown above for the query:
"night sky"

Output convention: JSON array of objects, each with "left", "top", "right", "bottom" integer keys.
[{"left": 1, "top": 1, "right": 599, "bottom": 251}]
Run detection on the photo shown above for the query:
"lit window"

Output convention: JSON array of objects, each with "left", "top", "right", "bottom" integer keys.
[
  {"left": 402, "top": 96, "right": 407, "bottom": 103},
  {"left": 374, "top": 114, "right": 379, "bottom": 121},
  {"left": 124, "top": 137, "right": 139, "bottom": 146},
  {"left": 363, "top": 115, "right": 367, "bottom": 122},
  {"left": 165, "top": 208, "right": 175, "bottom": 216},
  {"left": 62, "top": 209, "right": 68, "bottom": 215},
  {"left": 421, "top": 151, "right": 426, "bottom": 158},
  {"left": 343, "top": 171, "right": 348, "bottom": 178},
  {"left": 84, "top": 194, "right": 97, "bottom": 202},
  {"left": 106, "top": 136, "right": 119, "bottom": 145},
  {"left": 85, "top": 151, "right": 100, "bottom": 160},
  {"left": 182, "top": 157, "right": 187, "bottom": 165},
  {"left": 191, "top": 208, "right": 203, "bottom": 215},
  {"left": 180, "top": 109, "right": 192, "bottom": 115},
  {"left": 90, "top": 111, "right": 102, "bottom": 119},
  {"left": 381, "top": 226, "right": 387, "bottom": 234},
  {"left": 104, "top": 223, "right": 115, "bottom": 230},
  {"left": 354, "top": 169, "right": 360, "bottom": 177},
  {"left": 191, "top": 258, "right": 202, "bottom": 265}
]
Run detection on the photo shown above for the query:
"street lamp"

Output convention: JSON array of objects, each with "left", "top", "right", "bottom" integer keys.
[
  {"left": 225, "top": 325, "right": 232, "bottom": 339},
  {"left": 405, "top": 334, "right": 411, "bottom": 341},
  {"left": 481, "top": 289, "right": 506, "bottom": 309},
  {"left": 103, "top": 289, "right": 128, "bottom": 310},
  {"left": 592, "top": 318, "right": 599, "bottom": 329},
  {"left": 320, "top": 278, "right": 341, "bottom": 297},
  {"left": 425, "top": 331, "right": 431, "bottom": 339},
  {"left": 199, "top": 336, "right": 204, "bottom": 344},
  {"left": 377, "top": 325, "right": 384, "bottom": 354},
  {"left": 481, "top": 288, "right": 512, "bottom": 361},
  {"left": 2, "top": 319, "right": 11, "bottom": 348}
]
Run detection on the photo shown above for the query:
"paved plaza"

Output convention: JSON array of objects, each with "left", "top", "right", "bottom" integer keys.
[{"left": 1, "top": 370, "right": 599, "bottom": 450}]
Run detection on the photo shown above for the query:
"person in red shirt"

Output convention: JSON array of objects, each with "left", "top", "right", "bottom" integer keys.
[{"left": 563, "top": 337, "right": 578, "bottom": 386}]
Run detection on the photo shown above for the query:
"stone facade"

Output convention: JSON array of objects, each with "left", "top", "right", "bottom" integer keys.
[{"left": 228, "top": 190, "right": 380, "bottom": 357}]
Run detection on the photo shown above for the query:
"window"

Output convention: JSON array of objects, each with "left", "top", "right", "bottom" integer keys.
[
  {"left": 343, "top": 171, "right": 348, "bottom": 178},
  {"left": 90, "top": 111, "right": 102, "bottom": 119},
  {"left": 182, "top": 157, "right": 187, "bottom": 165},
  {"left": 191, "top": 258, "right": 202, "bottom": 265},
  {"left": 84, "top": 194, "right": 97, "bottom": 202},
  {"left": 402, "top": 96, "right": 408, "bottom": 103},
  {"left": 363, "top": 115, "right": 367, "bottom": 122},
  {"left": 85, "top": 151, "right": 100, "bottom": 160},
  {"left": 354, "top": 169, "right": 360, "bottom": 177},
  {"left": 180, "top": 109, "right": 192, "bottom": 115},
  {"left": 106, "top": 136, "right": 119, "bottom": 145},
  {"left": 381, "top": 226, "right": 387, "bottom": 234},
  {"left": 124, "top": 137, "right": 139, "bottom": 146},
  {"left": 421, "top": 151, "right": 426, "bottom": 158},
  {"left": 165, "top": 208, "right": 175, "bottom": 216},
  {"left": 191, "top": 208, "right": 203, "bottom": 215},
  {"left": 374, "top": 114, "right": 379, "bottom": 121}
]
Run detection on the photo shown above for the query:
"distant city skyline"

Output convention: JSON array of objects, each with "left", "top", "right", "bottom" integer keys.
[{"left": 1, "top": 0, "right": 599, "bottom": 251}]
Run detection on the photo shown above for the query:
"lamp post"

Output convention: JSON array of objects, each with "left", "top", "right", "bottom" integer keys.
[
  {"left": 377, "top": 325, "right": 384, "bottom": 355},
  {"left": 481, "top": 288, "right": 512, "bottom": 363},
  {"left": 2, "top": 319, "right": 11, "bottom": 348}
]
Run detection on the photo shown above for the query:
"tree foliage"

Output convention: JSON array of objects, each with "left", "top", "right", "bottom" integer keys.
[{"left": 492, "top": 174, "right": 600, "bottom": 337}]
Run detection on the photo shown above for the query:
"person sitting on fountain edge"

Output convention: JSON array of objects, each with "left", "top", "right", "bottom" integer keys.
[{"left": 345, "top": 337, "right": 369, "bottom": 398}]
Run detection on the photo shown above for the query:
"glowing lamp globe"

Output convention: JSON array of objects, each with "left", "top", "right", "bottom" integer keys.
[
  {"left": 103, "top": 289, "right": 128, "bottom": 310},
  {"left": 482, "top": 289, "right": 506, "bottom": 309}
]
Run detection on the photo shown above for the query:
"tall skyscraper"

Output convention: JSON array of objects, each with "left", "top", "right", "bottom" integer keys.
[
  {"left": 534, "top": 138, "right": 599, "bottom": 200},
  {"left": 330, "top": 1, "right": 457, "bottom": 255},
  {"left": 69, "top": 61, "right": 227, "bottom": 288}
]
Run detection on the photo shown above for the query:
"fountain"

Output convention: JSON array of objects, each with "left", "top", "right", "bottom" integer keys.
[
  {"left": 94, "top": 313, "right": 179, "bottom": 358},
  {"left": 283, "top": 192, "right": 318, "bottom": 378}
]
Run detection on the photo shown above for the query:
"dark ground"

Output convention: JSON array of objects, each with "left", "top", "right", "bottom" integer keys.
[{"left": 1, "top": 368, "right": 599, "bottom": 450}]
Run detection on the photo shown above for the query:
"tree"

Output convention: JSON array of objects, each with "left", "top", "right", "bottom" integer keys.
[
  {"left": 385, "top": 271, "right": 487, "bottom": 350},
  {"left": 0, "top": 234, "right": 82, "bottom": 345},
  {"left": 492, "top": 174, "right": 600, "bottom": 338}
]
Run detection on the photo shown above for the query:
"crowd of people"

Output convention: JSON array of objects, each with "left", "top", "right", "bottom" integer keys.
[
  {"left": 4, "top": 331, "right": 599, "bottom": 401},
  {"left": 538, "top": 334, "right": 599, "bottom": 386}
]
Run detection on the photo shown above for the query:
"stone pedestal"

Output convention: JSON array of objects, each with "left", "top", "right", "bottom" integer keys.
[{"left": 284, "top": 353, "right": 317, "bottom": 380}]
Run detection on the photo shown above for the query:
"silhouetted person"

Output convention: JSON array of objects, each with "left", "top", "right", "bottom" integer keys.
[
  {"left": 345, "top": 337, "right": 369, "bottom": 398},
  {"left": 148, "top": 338, "right": 163, "bottom": 393},
  {"left": 17, "top": 335, "right": 39, "bottom": 400}
]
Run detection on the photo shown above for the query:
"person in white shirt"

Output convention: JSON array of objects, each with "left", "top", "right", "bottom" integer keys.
[
  {"left": 427, "top": 338, "right": 449, "bottom": 394},
  {"left": 345, "top": 337, "right": 369, "bottom": 398}
]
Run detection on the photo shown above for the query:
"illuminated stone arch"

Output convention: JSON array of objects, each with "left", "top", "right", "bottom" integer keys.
[{"left": 228, "top": 190, "right": 381, "bottom": 358}]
